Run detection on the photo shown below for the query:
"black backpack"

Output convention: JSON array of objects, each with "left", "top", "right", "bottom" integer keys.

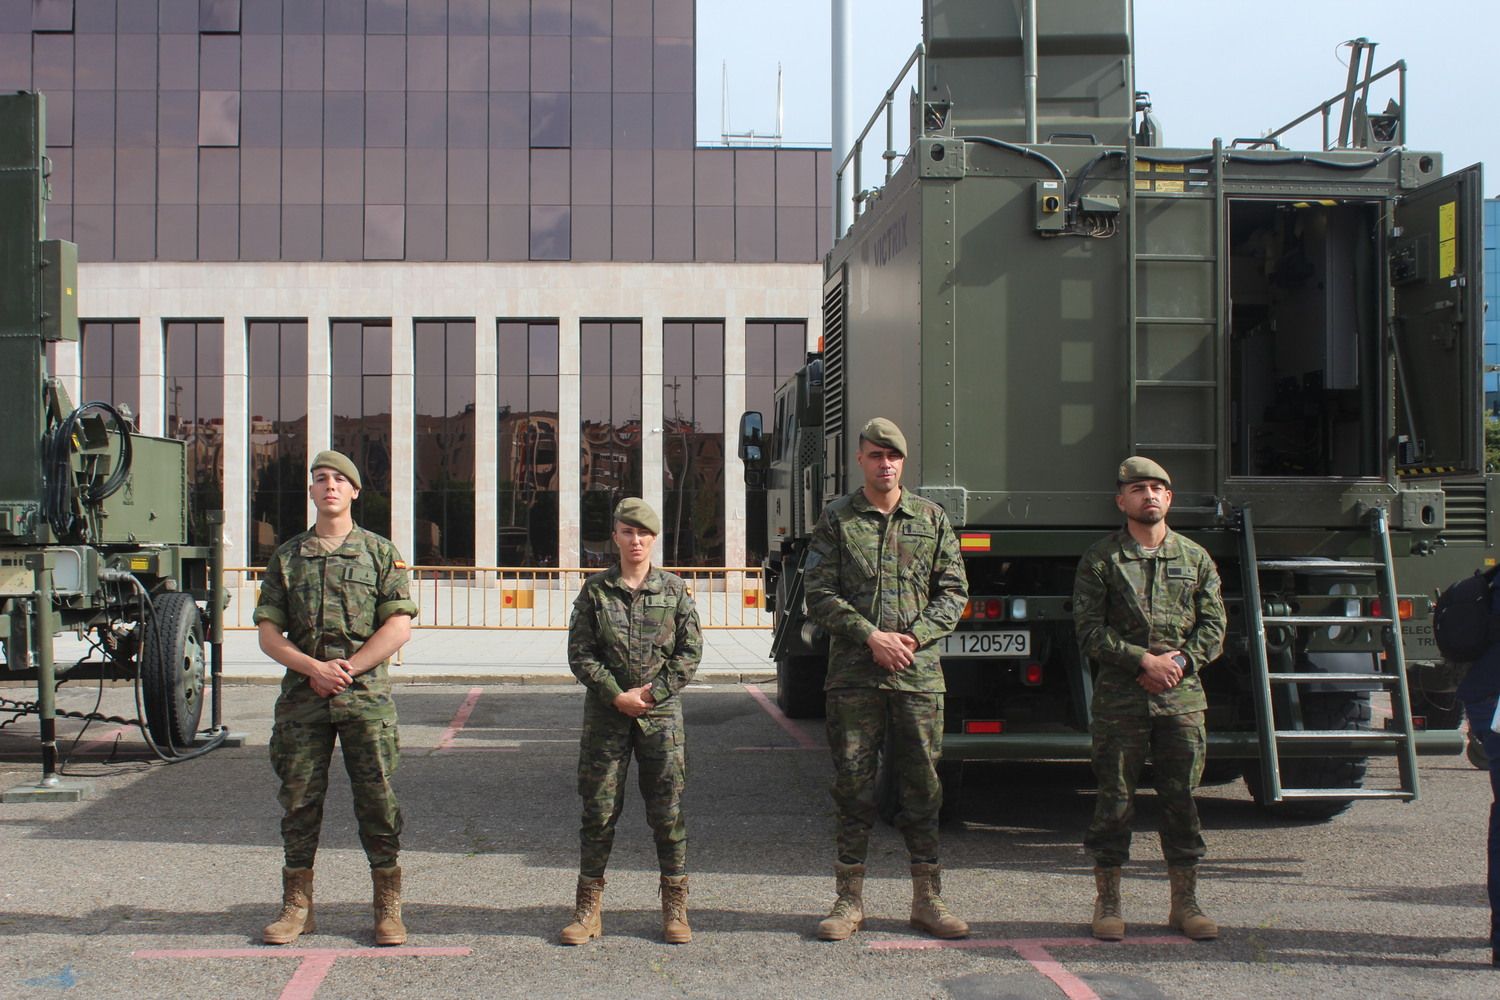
[{"left": 1433, "top": 564, "right": 1500, "bottom": 662}]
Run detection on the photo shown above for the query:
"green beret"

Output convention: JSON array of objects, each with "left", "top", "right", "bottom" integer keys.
[
  {"left": 1117, "top": 455, "right": 1171, "bottom": 487},
  {"left": 310, "top": 449, "right": 362, "bottom": 490},
  {"left": 613, "top": 497, "right": 660, "bottom": 536},
  {"left": 859, "top": 417, "right": 907, "bottom": 457}
]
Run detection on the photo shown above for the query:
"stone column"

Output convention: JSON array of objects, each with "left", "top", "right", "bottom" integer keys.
[
  {"left": 305, "top": 313, "right": 330, "bottom": 525},
  {"left": 391, "top": 315, "right": 414, "bottom": 558},
  {"left": 474, "top": 315, "right": 498, "bottom": 568},
  {"left": 221, "top": 316, "right": 249, "bottom": 564},
  {"left": 557, "top": 313, "right": 581, "bottom": 568},
  {"left": 136, "top": 315, "right": 164, "bottom": 435},
  {"left": 52, "top": 338, "right": 81, "bottom": 411},
  {"left": 641, "top": 312, "right": 664, "bottom": 563},
  {"left": 723, "top": 313, "right": 747, "bottom": 567}
]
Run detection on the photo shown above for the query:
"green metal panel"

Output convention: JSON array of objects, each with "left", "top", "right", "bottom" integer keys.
[{"left": 95, "top": 434, "right": 189, "bottom": 546}]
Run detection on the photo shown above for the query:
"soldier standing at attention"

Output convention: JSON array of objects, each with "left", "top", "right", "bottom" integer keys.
[
  {"left": 254, "top": 451, "right": 418, "bottom": 947},
  {"left": 561, "top": 498, "right": 703, "bottom": 945},
  {"left": 1073, "top": 457, "right": 1225, "bottom": 942},
  {"left": 803, "top": 418, "right": 970, "bottom": 941}
]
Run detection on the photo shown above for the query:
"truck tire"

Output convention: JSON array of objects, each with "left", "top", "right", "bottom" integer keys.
[
  {"left": 141, "top": 591, "right": 207, "bottom": 749},
  {"left": 875, "top": 747, "right": 963, "bottom": 826},
  {"left": 1409, "top": 685, "right": 1464, "bottom": 730},
  {"left": 1243, "top": 692, "right": 1370, "bottom": 821},
  {"left": 776, "top": 654, "right": 827, "bottom": 719}
]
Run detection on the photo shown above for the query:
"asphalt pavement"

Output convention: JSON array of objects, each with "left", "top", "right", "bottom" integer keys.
[{"left": 0, "top": 679, "right": 1496, "bottom": 1000}]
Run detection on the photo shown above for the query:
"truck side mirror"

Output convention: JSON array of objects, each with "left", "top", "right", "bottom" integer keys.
[{"left": 739, "top": 411, "right": 765, "bottom": 464}]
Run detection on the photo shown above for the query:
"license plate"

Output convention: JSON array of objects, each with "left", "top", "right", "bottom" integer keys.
[{"left": 941, "top": 630, "right": 1030, "bottom": 658}]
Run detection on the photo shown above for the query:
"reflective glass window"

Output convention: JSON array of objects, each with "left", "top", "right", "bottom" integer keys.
[
  {"left": 661, "top": 321, "right": 725, "bottom": 566},
  {"left": 80, "top": 320, "right": 141, "bottom": 415},
  {"left": 331, "top": 320, "right": 394, "bottom": 537},
  {"left": 496, "top": 320, "right": 561, "bottom": 565},
  {"left": 414, "top": 320, "right": 478, "bottom": 565},
  {"left": 165, "top": 320, "right": 226, "bottom": 545},
  {"left": 248, "top": 320, "right": 309, "bottom": 560},
  {"left": 579, "top": 320, "right": 641, "bottom": 566}
]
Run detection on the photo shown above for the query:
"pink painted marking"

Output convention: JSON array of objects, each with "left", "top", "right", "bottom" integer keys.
[
  {"left": 434, "top": 687, "right": 483, "bottom": 752},
  {"left": 134, "top": 947, "right": 472, "bottom": 1000},
  {"left": 743, "top": 683, "right": 820, "bottom": 751},
  {"left": 731, "top": 745, "right": 821, "bottom": 752},
  {"left": 280, "top": 953, "right": 337, "bottom": 1000},
  {"left": 74, "top": 724, "right": 135, "bottom": 756},
  {"left": 1012, "top": 941, "right": 1101, "bottom": 1000},
  {"left": 867, "top": 933, "right": 1189, "bottom": 999}
]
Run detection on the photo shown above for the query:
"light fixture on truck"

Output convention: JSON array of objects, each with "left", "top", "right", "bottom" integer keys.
[
  {"left": 1370, "top": 598, "right": 1415, "bottom": 620},
  {"left": 1022, "top": 662, "right": 1044, "bottom": 686},
  {"left": 964, "top": 720, "right": 1004, "bottom": 734}
]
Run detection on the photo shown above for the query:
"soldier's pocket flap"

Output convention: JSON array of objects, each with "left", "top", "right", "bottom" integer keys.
[{"left": 345, "top": 565, "right": 379, "bottom": 586}]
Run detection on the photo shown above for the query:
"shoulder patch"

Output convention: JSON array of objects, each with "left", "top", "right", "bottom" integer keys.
[{"left": 393, "top": 560, "right": 407, "bottom": 570}]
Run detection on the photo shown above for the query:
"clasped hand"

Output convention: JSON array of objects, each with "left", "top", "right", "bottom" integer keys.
[
  {"left": 1137, "top": 650, "right": 1185, "bottom": 694},
  {"left": 867, "top": 630, "right": 918, "bottom": 673},
  {"left": 613, "top": 685, "right": 657, "bottom": 718},
  {"left": 309, "top": 658, "right": 356, "bottom": 698}
]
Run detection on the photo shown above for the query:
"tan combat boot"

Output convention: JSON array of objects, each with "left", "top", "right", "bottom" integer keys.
[
  {"left": 816, "top": 862, "right": 866, "bottom": 941},
  {"left": 1167, "top": 866, "right": 1218, "bottom": 940},
  {"left": 1091, "top": 866, "right": 1125, "bottom": 941},
  {"left": 559, "top": 876, "right": 605, "bottom": 945},
  {"left": 262, "top": 866, "right": 316, "bottom": 945},
  {"left": 909, "top": 862, "right": 969, "bottom": 939},
  {"left": 372, "top": 864, "right": 407, "bottom": 946},
  {"left": 660, "top": 875, "right": 692, "bottom": 944}
]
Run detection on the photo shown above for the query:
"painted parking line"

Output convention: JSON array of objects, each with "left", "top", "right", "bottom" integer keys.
[
  {"left": 739, "top": 683, "right": 821, "bottom": 752},
  {"left": 868, "top": 935, "right": 1190, "bottom": 1000},
  {"left": 134, "top": 947, "right": 471, "bottom": 1000},
  {"left": 433, "top": 687, "right": 483, "bottom": 751}
]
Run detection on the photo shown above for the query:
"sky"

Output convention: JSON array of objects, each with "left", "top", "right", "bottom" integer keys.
[{"left": 696, "top": 0, "right": 1500, "bottom": 199}]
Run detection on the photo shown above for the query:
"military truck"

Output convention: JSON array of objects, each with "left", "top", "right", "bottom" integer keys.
[
  {"left": 741, "top": 0, "right": 1478, "bottom": 819},
  {"left": 0, "top": 93, "right": 229, "bottom": 799}
]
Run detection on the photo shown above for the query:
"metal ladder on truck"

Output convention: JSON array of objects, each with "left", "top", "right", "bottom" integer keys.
[{"left": 1236, "top": 505, "right": 1420, "bottom": 805}]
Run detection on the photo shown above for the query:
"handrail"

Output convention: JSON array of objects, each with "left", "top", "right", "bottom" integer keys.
[
  {"left": 1261, "top": 60, "right": 1406, "bottom": 151},
  {"left": 835, "top": 43, "right": 926, "bottom": 236}
]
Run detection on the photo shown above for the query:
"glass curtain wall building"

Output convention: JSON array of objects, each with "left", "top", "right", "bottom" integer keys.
[{"left": 8, "top": 0, "right": 829, "bottom": 568}]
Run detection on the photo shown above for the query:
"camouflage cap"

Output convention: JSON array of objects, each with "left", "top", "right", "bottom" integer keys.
[
  {"left": 310, "top": 449, "right": 362, "bottom": 490},
  {"left": 859, "top": 417, "right": 907, "bottom": 457},
  {"left": 1117, "top": 455, "right": 1171, "bottom": 487},
  {"left": 613, "top": 497, "right": 660, "bottom": 535}
]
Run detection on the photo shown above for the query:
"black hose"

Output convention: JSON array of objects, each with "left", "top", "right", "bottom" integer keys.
[{"left": 44, "top": 401, "right": 134, "bottom": 539}]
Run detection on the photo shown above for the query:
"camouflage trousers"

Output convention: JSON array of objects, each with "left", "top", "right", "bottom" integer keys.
[
  {"left": 826, "top": 688, "right": 944, "bottom": 865},
  {"left": 1085, "top": 710, "right": 1207, "bottom": 868},
  {"left": 270, "top": 694, "right": 402, "bottom": 869},
  {"left": 576, "top": 698, "right": 687, "bottom": 878}
]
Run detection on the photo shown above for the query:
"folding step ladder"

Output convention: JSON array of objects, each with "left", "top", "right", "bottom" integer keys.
[{"left": 1237, "top": 504, "right": 1420, "bottom": 804}]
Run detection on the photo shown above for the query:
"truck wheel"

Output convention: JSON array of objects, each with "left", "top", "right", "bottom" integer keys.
[
  {"left": 141, "top": 592, "right": 207, "bottom": 749},
  {"left": 1408, "top": 686, "right": 1464, "bottom": 730},
  {"left": 1243, "top": 692, "right": 1370, "bottom": 821},
  {"left": 776, "top": 654, "right": 827, "bottom": 719},
  {"left": 1197, "top": 760, "right": 1244, "bottom": 786}
]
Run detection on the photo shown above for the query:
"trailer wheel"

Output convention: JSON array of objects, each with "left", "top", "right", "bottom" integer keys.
[
  {"left": 141, "top": 591, "right": 207, "bottom": 748},
  {"left": 775, "top": 654, "right": 827, "bottom": 719},
  {"left": 1243, "top": 692, "right": 1370, "bottom": 821}
]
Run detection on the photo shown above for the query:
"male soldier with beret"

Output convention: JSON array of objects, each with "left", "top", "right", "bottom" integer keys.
[
  {"left": 254, "top": 450, "right": 418, "bottom": 946},
  {"left": 1073, "top": 456, "right": 1226, "bottom": 942},
  {"left": 561, "top": 498, "right": 703, "bottom": 945},
  {"left": 803, "top": 417, "right": 970, "bottom": 941}
]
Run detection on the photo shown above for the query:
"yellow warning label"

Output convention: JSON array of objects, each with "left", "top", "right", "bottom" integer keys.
[
  {"left": 1437, "top": 200, "right": 1457, "bottom": 279},
  {"left": 1154, "top": 180, "right": 1186, "bottom": 193},
  {"left": 1154, "top": 162, "right": 1185, "bottom": 174},
  {"left": 1438, "top": 201, "right": 1456, "bottom": 242},
  {"left": 1135, "top": 178, "right": 1153, "bottom": 191},
  {"left": 129, "top": 557, "right": 149, "bottom": 570}
]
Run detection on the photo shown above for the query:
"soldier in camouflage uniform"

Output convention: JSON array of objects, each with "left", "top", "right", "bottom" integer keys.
[
  {"left": 253, "top": 450, "right": 418, "bottom": 947},
  {"left": 803, "top": 418, "right": 970, "bottom": 941},
  {"left": 561, "top": 498, "right": 703, "bottom": 946},
  {"left": 1073, "top": 456, "right": 1226, "bottom": 942}
]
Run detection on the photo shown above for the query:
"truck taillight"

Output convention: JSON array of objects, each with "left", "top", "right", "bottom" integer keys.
[
  {"left": 963, "top": 598, "right": 1004, "bottom": 620},
  {"left": 964, "top": 720, "right": 1004, "bottom": 734},
  {"left": 1022, "top": 662, "right": 1043, "bottom": 686},
  {"left": 1370, "top": 598, "right": 1414, "bottom": 620}
]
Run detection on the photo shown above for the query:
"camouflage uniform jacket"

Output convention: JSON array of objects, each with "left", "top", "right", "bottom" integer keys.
[
  {"left": 1073, "top": 527, "right": 1226, "bottom": 716},
  {"left": 252, "top": 525, "right": 419, "bottom": 714},
  {"left": 804, "top": 489, "right": 969, "bottom": 693},
  {"left": 568, "top": 565, "right": 703, "bottom": 713}
]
